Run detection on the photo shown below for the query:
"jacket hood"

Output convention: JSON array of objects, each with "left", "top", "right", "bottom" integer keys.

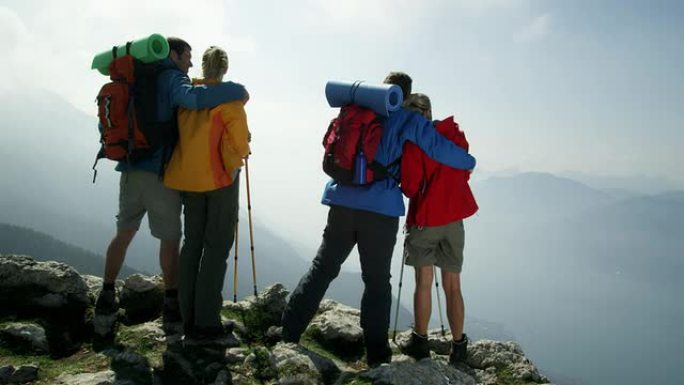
[{"left": 435, "top": 116, "right": 468, "bottom": 150}]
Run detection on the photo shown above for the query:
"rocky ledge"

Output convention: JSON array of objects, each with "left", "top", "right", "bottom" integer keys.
[{"left": 0, "top": 254, "right": 553, "bottom": 385}]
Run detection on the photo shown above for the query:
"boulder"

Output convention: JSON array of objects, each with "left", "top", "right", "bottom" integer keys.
[
  {"left": 222, "top": 283, "right": 289, "bottom": 341},
  {"left": 225, "top": 347, "right": 249, "bottom": 365},
  {"left": 358, "top": 359, "right": 476, "bottom": 385},
  {"left": 468, "top": 340, "right": 550, "bottom": 384},
  {"left": 0, "top": 366, "right": 14, "bottom": 384},
  {"left": 0, "top": 322, "right": 49, "bottom": 354},
  {"left": 119, "top": 275, "right": 164, "bottom": 325},
  {"left": 307, "top": 300, "right": 364, "bottom": 358},
  {"left": 53, "top": 370, "right": 116, "bottom": 385},
  {"left": 0, "top": 255, "right": 89, "bottom": 316},
  {"left": 7, "top": 364, "right": 39, "bottom": 384},
  {"left": 0, "top": 255, "right": 89, "bottom": 356},
  {"left": 111, "top": 351, "right": 152, "bottom": 385},
  {"left": 272, "top": 342, "right": 341, "bottom": 385}
]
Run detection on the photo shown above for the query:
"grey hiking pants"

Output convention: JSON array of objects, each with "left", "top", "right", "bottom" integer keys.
[{"left": 178, "top": 180, "right": 239, "bottom": 331}]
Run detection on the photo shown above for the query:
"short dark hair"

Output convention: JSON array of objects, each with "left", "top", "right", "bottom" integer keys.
[
  {"left": 167, "top": 37, "right": 191, "bottom": 57},
  {"left": 383, "top": 72, "right": 412, "bottom": 99}
]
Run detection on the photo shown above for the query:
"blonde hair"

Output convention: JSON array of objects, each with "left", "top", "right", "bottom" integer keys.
[
  {"left": 202, "top": 46, "right": 229, "bottom": 80},
  {"left": 404, "top": 93, "right": 432, "bottom": 120}
]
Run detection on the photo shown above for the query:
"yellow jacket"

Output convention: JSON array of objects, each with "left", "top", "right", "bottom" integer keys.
[{"left": 164, "top": 79, "right": 250, "bottom": 192}]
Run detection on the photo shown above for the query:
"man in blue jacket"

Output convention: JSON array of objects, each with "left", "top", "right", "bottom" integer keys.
[
  {"left": 94, "top": 37, "right": 249, "bottom": 331},
  {"left": 281, "top": 72, "right": 476, "bottom": 367}
]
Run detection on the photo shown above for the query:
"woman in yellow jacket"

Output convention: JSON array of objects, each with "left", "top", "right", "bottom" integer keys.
[{"left": 164, "top": 46, "right": 250, "bottom": 343}]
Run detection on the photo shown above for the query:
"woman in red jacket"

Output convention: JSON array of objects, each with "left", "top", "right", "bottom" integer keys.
[{"left": 398, "top": 93, "right": 478, "bottom": 365}]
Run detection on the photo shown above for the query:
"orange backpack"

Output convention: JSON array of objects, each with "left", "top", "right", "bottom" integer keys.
[{"left": 93, "top": 47, "right": 176, "bottom": 180}]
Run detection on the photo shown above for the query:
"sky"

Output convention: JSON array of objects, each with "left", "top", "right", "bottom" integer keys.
[{"left": 0, "top": 0, "right": 682, "bottom": 254}]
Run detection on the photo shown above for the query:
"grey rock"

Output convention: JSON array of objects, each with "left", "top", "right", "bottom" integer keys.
[
  {"left": 111, "top": 351, "right": 151, "bottom": 385},
  {"left": 8, "top": 364, "right": 39, "bottom": 384},
  {"left": 427, "top": 329, "right": 453, "bottom": 355},
  {"left": 93, "top": 313, "right": 118, "bottom": 338},
  {"left": 54, "top": 370, "right": 116, "bottom": 385},
  {"left": 0, "top": 255, "right": 89, "bottom": 311},
  {"left": 118, "top": 321, "right": 166, "bottom": 352},
  {"left": 358, "top": 359, "right": 476, "bottom": 385},
  {"left": 467, "top": 340, "right": 525, "bottom": 368},
  {"left": 0, "top": 366, "right": 15, "bottom": 384},
  {"left": 265, "top": 325, "right": 283, "bottom": 345},
  {"left": 468, "top": 340, "right": 549, "bottom": 383},
  {"left": 222, "top": 283, "right": 289, "bottom": 339},
  {"left": 472, "top": 367, "right": 498, "bottom": 385},
  {"left": 231, "top": 373, "right": 250, "bottom": 385},
  {"left": 33, "top": 292, "right": 67, "bottom": 308},
  {"left": 128, "top": 321, "right": 165, "bottom": 338},
  {"left": 307, "top": 300, "right": 364, "bottom": 357},
  {"left": 273, "top": 342, "right": 341, "bottom": 385},
  {"left": 310, "top": 300, "right": 363, "bottom": 341},
  {"left": 225, "top": 347, "right": 249, "bottom": 365},
  {"left": 82, "top": 275, "right": 104, "bottom": 305},
  {"left": 120, "top": 275, "right": 164, "bottom": 325},
  {"left": 0, "top": 322, "right": 49, "bottom": 354}
]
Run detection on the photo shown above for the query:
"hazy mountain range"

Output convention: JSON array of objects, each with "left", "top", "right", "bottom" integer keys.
[
  {"left": 0, "top": 223, "right": 142, "bottom": 278},
  {"left": 1, "top": 89, "right": 682, "bottom": 385}
]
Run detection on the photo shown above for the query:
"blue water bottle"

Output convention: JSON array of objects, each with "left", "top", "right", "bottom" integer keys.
[{"left": 354, "top": 151, "right": 368, "bottom": 185}]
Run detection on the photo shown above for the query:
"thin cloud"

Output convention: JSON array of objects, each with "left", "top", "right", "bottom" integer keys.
[
  {"left": 0, "top": 0, "right": 257, "bottom": 113},
  {"left": 0, "top": 6, "right": 28, "bottom": 59},
  {"left": 514, "top": 14, "right": 552, "bottom": 44}
]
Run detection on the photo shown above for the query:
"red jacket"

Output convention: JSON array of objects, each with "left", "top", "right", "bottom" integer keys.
[{"left": 401, "top": 116, "right": 478, "bottom": 227}]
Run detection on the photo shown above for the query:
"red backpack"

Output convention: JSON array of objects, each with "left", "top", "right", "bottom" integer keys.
[
  {"left": 93, "top": 47, "right": 176, "bottom": 180},
  {"left": 322, "top": 104, "right": 398, "bottom": 185}
]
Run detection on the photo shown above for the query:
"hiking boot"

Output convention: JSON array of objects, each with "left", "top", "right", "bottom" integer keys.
[
  {"left": 449, "top": 334, "right": 469, "bottom": 365},
  {"left": 366, "top": 344, "right": 392, "bottom": 368},
  {"left": 94, "top": 288, "right": 118, "bottom": 315},
  {"left": 399, "top": 331, "right": 430, "bottom": 360},
  {"left": 183, "top": 326, "right": 235, "bottom": 348}
]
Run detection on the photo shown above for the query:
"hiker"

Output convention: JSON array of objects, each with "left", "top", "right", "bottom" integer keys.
[
  {"left": 164, "top": 46, "right": 250, "bottom": 344},
  {"left": 397, "top": 93, "right": 478, "bottom": 365},
  {"left": 94, "top": 38, "right": 250, "bottom": 328},
  {"left": 281, "top": 72, "right": 477, "bottom": 367}
]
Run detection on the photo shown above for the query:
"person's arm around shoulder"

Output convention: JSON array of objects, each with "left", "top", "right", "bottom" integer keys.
[
  {"left": 405, "top": 112, "right": 476, "bottom": 171},
  {"left": 219, "top": 101, "right": 250, "bottom": 158},
  {"left": 167, "top": 70, "right": 248, "bottom": 110}
]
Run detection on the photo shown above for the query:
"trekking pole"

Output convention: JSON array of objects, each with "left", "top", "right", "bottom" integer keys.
[
  {"left": 392, "top": 251, "right": 408, "bottom": 343},
  {"left": 433, "top": 266, "right": 446, "bottom": 337},
  {"left": 233, "top": 219, "right": 239, "bottom": 303},
  {"left": 245, "top": 158, "right": 258, "bottom": 297}
]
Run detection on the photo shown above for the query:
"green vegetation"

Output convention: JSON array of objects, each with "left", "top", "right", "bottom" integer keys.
[
  {"left": 495, "top": 366, "right": 542, "bottom": 385},
  {"left": 221, "top": 300, "right": 280, "bottom": 344},
  {"left": 116, "top": 323, "right": 164, "bottom": 367},
  {"left": 0, "top": 345, "right": 109, "bottom": 384}
]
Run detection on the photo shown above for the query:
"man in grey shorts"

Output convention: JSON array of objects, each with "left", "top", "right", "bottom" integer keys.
[
  {"left": 94, "top": 37, "right": 249, "bottom": 332},
  {"left": 398, "top": 93, "right": 479, "bottom": 366}
]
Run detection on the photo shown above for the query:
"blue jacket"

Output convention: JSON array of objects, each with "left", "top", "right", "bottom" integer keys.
[
  {"left": 321, "top": 107, "right": 476, "bottom": 217},
  {"left": 115, "top": 58, "right": 246, "bottom": 173}
]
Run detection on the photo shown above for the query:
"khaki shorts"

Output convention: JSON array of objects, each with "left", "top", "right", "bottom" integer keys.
[
  {"left": 404, "top": 220, "right": 465, "bottom": 273},
  {"left": 117, "top": 170, "right": 182, "bottom": 240}
]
